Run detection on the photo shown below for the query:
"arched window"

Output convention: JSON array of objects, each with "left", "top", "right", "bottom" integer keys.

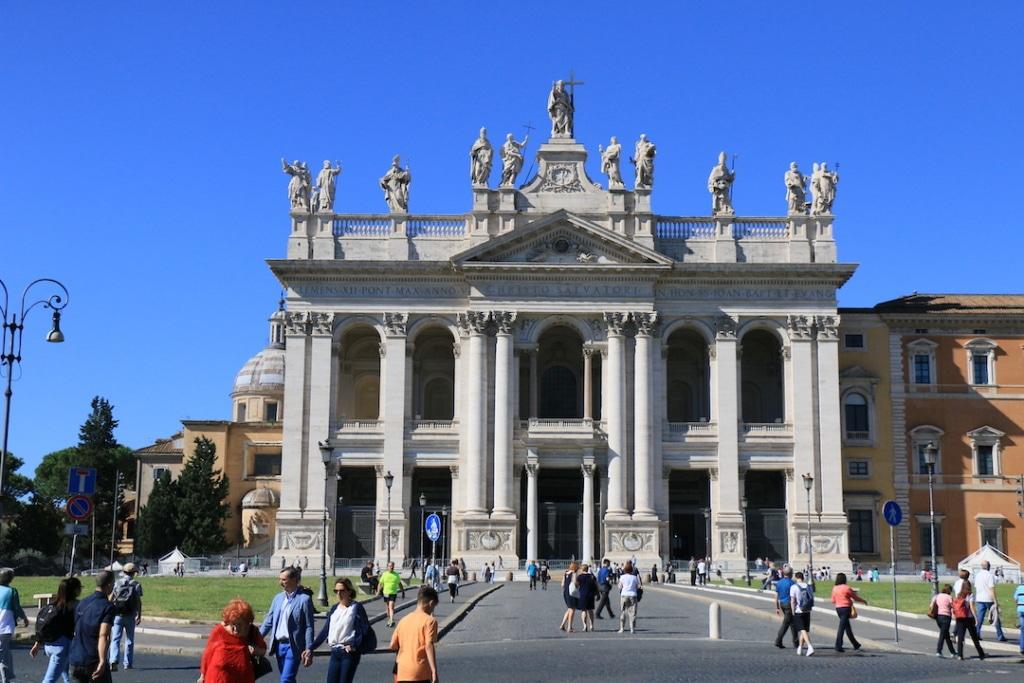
[
  {"left": 541, "top": 365, "right": 578, "bottom": 418},
  {"left": 667, "top": 380, "right": 694, "bottom": 422},
  {"left": 843, "top": 393, "right": 870, "bottom": 440},
  {"left": 422, "top": 377, "right": 454, "bottom": 420},
  {"left": 740, "top": 330, "right": 784, "bottom": 423}
]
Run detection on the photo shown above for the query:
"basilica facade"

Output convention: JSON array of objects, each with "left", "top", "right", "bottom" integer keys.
[{"left": 268, "top": 101, "right": 855, "bottom": 574}]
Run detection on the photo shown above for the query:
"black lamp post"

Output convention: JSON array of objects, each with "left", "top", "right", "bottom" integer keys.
[
  {"left": 418, "top": 492, "right": 426, "bottom": 576},
  {"left": 333, "top": 470, "right": 342, "bottom": 577},
  {"left": 317, "top": 440, "right": 332, "bottom": 606},
  {"left": 741, "top": 496, "right": 749, "bottom": 584},
  {"left": 924, "top": 441, "right": 939, "bottom": 594},
  {"left": 802, "top": 473, "right": 814, "bottom": 586},
  {"left": 384, "top": 470, "right": 394, "bottom": 565},
  {"left": 0, "top": 278, "right": 68, "bottom": 533},
  {"left": 441, "top": 504, "right": 448, "bottom": 566}
]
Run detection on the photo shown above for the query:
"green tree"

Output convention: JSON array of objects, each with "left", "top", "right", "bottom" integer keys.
[
  {"left": 175, "top": 437, "right": 230, "bottom": 556},
  {"left": 0, "top": 455, "right": 62, "bottom": 556},
  {"left": 34, "top": 397, "right": 135, "bottom": 560},
  {"left": 134, "top": 470, "right": 181, "bottom": 558}
]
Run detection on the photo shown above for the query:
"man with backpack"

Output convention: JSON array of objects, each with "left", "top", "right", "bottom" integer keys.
[
  {"left": 108, "top": 563, "right": 143, "bottom": 671},
  {"left": 789, "top": 571, "right": 815, "bottom": 656}
]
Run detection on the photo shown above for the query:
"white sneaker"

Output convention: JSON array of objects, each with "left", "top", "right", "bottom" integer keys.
[
  {"left": 796, "top": 645, "right": 803, "bottom": 655},
  {"left": 805, "top": 645, "right": 815, "bottom": 657},
  {"left": 617, "top": 628, "right": 624, "bottom": 633}
]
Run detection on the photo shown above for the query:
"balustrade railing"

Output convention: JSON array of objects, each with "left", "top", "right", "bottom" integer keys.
[
  {"left": 333, "top": 216, "right": 391, "bottom": 236},
  {"left": 407, "top": 217, "right": 466, "bottom": 237},
  {"left": 666, "top": 421, "right": 717, "bottom": 434},
  {"left": 733, "top": 218, "right": 789, "bottom": 239},
  {"left": 655, "top": 218, "right": 716, "bottom": 239},
  {"left": 741, "top": 422, "right": 792, "bottom": 434},
  {"left": 332, "top": 419, "right": 384, "bottom": 432},
  {"left": 408, "top": 419, "right": 458, "bottom": 432}
]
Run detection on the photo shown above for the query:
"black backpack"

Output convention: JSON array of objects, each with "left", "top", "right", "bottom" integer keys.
[
  {"left": 35, "top": 603, "right": 61, "bottom": 642},
  {"left": 355, "top": 603, "right": 377, "bottom": 654},
  {"left": 111, "top": 579, "right": 138, "bottom": 615}
]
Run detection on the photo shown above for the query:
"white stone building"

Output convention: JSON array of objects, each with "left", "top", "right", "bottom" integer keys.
[{"left": 268, "top": 127, "right": 856, "bottom": 574}]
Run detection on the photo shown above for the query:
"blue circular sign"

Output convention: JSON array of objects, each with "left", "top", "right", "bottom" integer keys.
[
  {"left": 882, "top": 500, "right": 902, "bottom": 527},
  {"left": 425, "top": 513, "right": 441, "bottom": 542},
  {"left": 66, "top": 495, "right": 93, "bottom": 521}
]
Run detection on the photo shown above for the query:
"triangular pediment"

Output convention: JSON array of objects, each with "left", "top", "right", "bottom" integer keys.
[
  {"left": 839, "top": 365, "right": 878, "bottom": 381},
  {"left": 450, "top": 210, "right": 673, "bottom": 268}
]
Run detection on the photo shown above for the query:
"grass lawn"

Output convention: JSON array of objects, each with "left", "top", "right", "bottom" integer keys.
[{"left": 10, "top": 574, "right": 420, "bottom": 622}]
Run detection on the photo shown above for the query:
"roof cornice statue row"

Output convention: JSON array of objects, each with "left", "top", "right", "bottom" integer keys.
[{"left": 281, "top": 79, "right": 838, "bottom": 218}]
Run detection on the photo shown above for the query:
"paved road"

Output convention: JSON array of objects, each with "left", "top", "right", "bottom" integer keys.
[{"left": 10, "top": 580, "right": 1023, "bottom": 682}]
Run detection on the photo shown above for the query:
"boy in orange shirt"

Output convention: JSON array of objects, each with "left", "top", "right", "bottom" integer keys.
[{"left": 390, "top": 585, "right": 440, "bottom": 683}]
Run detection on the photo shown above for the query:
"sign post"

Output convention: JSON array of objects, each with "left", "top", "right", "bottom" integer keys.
[
  {"left": 882, "top": 500, "right": 903, "bottom": 644},
  {"left": 425, "top": 513, "right": 441, "bottom": 567}
]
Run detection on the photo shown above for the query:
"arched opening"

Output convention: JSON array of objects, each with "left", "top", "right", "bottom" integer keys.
[
  {"left": 335, "top": 466, "right": 377, "bottom": 560},
  {"left": 537, "top": 326, "right": 584, "bottom": 419},
  {"left": 668, "top": 470, "right": 711, "bottom": 562},
  {"left": 337, "top": 327, "right": 382, "bottom": 420},
  {"left": 743, "top": 470, "right": 788, "bottom": 561},
  {"left": 412, "top": 328, "right": 456, "bottom": 421},
  {"left": 740, "top": 329, "right": 784, "bottom": 423},
  {"left": 843, "top": 392, "right": 870, "bottom": 440},
  {"left": 665, "top": 328, "right": 710, "bottom": 422}
]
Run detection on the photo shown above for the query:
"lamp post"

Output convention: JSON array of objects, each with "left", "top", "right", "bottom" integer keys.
[
  {"left": 924, "top": 441, "right": 939, "bottom": 595},
  {"left": 333, "top": 470, "right": 342, "bottom": 577},
  {"left": 418, "top": 493, "right": 426, "bottom": 577},
  {"left": 317, "top": 440, "right": 332, "bottom": 606},
  {"left": 741, "top": 496, "right": 749, "bottom": 584},
  {"left": 702, "top": 506, "right": 712, "bottom": 565},
  {"left": 0, "top": 278, "right": 69, "bottom": 532},
  {"left": 384, "top": 470, "right": 394, "bottom": 565},
  {"left": 441, "top": 504, "right": 448, "bottom": 566},
  {"left": 802, "top": 473, "right": 814, "bottom": 587}
]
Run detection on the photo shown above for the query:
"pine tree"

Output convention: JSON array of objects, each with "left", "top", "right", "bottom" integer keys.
[
  {"left": 175, "top": 437, "right": 230, "bottom": 556},
  {"left": 134, "top": 470, "right": 181, "bottom": 557}
]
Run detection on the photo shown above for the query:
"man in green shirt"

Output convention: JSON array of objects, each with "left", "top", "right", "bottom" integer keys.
[{"left": 377, "top": 561, "right": 405, "bottom": 627}]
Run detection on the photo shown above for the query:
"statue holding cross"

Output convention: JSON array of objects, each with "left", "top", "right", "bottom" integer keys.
[{"left": 547, "top": 73, "right": 583, "bottom": 138}]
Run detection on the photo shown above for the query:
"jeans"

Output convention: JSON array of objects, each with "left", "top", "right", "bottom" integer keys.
[
  {"left": 834, "top": 607, "right": 860, "bottom": 650},
  {"left": 775, "top": 606, "right": 799, "bottom": 647},
  {"left": 0, "top": 634, "right": 12, "bottom": 683},
  {"left": 326, "top": 648, "right": 361, "bottom": 683},
  {"left": 43, "top": 636, "right": 72, "bottom": 683},
  {"left": 108, "top": 615, "right": 136, "bottom": 667},
  {"left": 275, "top": 641, "right": 301, "bottom": 683},
  {"left": 596, "top": 588, "right": 615, "bottom": 618},
  {"left": 619, "top": 596, "right": 637, "bottom": 631},
  {"left": 974, "top": 602, "right": 1005, "bottom": 640},
  {"left": 954, "top": 617, "right": 984, "bottom": 659},
  {"left": 935, "top": 615, "right": 955, "bottom": 655},
  {"left": 690, "top": 570, "right": 697, "bottom": 586},
  {"left": 529, "top": 576, "right": 537, "bottom": 590}
]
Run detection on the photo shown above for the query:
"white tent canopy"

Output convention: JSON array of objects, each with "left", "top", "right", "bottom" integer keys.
[
  {"left": 158, "top": 547, "right": 191, "bottom": 575},
  {"left": 957, "top": 544, "right": 1020, "bottom": 584}
]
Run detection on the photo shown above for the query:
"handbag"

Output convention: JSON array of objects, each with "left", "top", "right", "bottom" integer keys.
[
  {"left": 927, "top": 601, "right": 938, "bottom": 620},
  {"left": 251, "top": 654, "right": 273, "bottom": 680},
  {"left": 849, "top": 605, "right": 858, "bottom": 619},
  {"left": 568, "top": 573, "right": 580, "bottom": 598},
  {"left": 636, "top": 586, "right": 644, "bottom": 602}
]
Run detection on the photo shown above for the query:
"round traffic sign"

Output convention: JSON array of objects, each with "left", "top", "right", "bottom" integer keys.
[
  {"left": 882, "top": 500, "right": 902, "bottom": 527},
  {"left": 425, "top": 513, "right": 441, "bottom": 542},
  {"left": 66, "top": 495, "right": 93, "bottom": 521}
]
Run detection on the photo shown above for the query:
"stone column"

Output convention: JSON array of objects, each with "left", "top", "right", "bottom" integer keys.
[
  {"left": 458, "top": 311, "right": 489, "bottom": 514},
  {"left": 279, "top": 312, "right": 309, "bottom": 515},
  {"left": 787, "top": 315, "right": 816, "bottom": 508},
  {"left": 491, "top": 311, "right": 516, "bottom": 516},
  {"left": 529, "top": 349, "right": 539, "bottom": 418},
  {"left": 815, "top": 316, "right": 844, "bottom": 514},
  {"left": 583, "top": 347, "right": 594, "bottom": 420},
  {"left": 381, "top": 313, "right": 409, "bottom": 562},
  {"left": 525, "top": 458, "right": 539, "bottom": 562},
  {"left": 632, "top": 312, "right": 657, "bottom": 519},
  {"left": 604, "top": 312, "right": 629, "bottom": 518},
  {"left": 582, "top": 460, "right": 595, "bottom": 563},
  {"left": 305, "top": 313, "right": 335, "bottom": 515},
  {"left": 712, "top": 315, "right": 743, "bottom": 571}
]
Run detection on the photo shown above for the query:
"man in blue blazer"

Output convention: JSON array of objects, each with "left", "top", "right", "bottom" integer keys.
[{"left": 259, "top": 567, "right": 315, "bottom": 682}]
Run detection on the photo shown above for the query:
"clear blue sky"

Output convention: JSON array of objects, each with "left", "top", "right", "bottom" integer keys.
[{"left": 2, "top": 2, "right": 1022, "bottom": 475}]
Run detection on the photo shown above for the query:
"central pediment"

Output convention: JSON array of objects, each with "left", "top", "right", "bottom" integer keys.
[{"left": 451, "top": 210, "right": 673, "bottom": 269}]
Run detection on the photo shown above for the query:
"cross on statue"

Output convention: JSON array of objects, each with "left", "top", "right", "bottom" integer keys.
[{"left": 564, "top": 69, "right": 584, "bottom": 104}]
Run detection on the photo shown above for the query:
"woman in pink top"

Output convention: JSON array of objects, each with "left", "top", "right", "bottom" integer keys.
[
  {"left": 929, "top": 584, "right": 956, "bottom": 657},
  {"left": 830, "top": 572, "right": 867, "bottom": 652}
]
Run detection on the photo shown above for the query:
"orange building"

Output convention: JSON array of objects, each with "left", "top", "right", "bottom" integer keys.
[{"left": 875, "top": 294, "right": 1024, "bottom": 570}]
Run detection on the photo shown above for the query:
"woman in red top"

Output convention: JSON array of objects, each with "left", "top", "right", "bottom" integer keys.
[
  {"left": 830, "top": 572, "right": 867, "bottom": 652},
  {"left": 198, "top": 598, "right": 268, "bottom": 683}
]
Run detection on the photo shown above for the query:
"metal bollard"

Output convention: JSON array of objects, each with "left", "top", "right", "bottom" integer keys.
[{"left": 709, "top": 602, "right": 721, "bottom": 639}]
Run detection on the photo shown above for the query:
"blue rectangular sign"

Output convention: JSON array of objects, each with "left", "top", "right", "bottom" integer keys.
[{"left": 67, "top": 467, "right": 97, "bottom": 495}]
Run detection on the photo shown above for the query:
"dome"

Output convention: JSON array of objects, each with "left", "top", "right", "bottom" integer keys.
[
  {"left": 232, "top": 346, "right": 285, "bottom": 396},
  {"left": 241, "top": 487, "right": 279, "bottom": 508}
]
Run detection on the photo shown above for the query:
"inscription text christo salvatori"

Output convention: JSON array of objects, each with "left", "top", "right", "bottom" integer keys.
[
  {"left": 294, "top": 284, "right": 464, "bottom": 298},
  {"left": 482, "top": 282, "right": 648, "bottom": 298}
]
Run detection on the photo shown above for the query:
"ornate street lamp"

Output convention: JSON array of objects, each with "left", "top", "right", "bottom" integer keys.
[
  {"left": 802, "top": 473, "right": 815, "bottom": 587},
  {"left": 317, "top": 440, "right": 332, "bottom": 606},
  {"left": 441, "top": 504, "right": 448, "bottom": 566},
  {"left": 333, "top": 470, "right": 342, "bottom": 577},
  {"left": 924, "top": 441, "right": 939, "bottom": 595},
  {"left": 418, "top": 492, "right": 426, "bottom": 578},
  {"left": 0, "top": 278, "right": 69, "bottom": 532},
  {"left": 384, "top": 470, "right": 395, "bottom": 565},
  {"left": 702, "top": 506, "right": 712, "bottom": 565},
  {"left": 741, "top": 496, "right": 749, "bottom": 584}
]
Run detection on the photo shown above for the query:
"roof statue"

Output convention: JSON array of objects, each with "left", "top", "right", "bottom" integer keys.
[
  {"left": 547, "top": 79, "right": 574, "bottom": 138},
  {"left": 785, "top": 161, "right": 807, "bottom": 215},
  {"left": 707, "top": 151, "right": 735, "bottom": 216},
  {"left": 810, "top": 161, "right": 839, "bottom": 215},
  {"left": 470, "top": 128, "right": 493, "bottom": 187},
  {"left": 281, "top": 159, "right": 311, "bottom": 212},
  {"left": 499, "top": 133, "right": 529, "bottom": 188},
  {"left": 632, "top": 134, "right": 656, "bottom": 189},
  {"left": 598, "top": 137, "right": 624, "bottom": 189},
  {"left": 380, "top": 155, "right": 411, "bottom": 212},
  {"left": 314, "top": 161, "right": 342, "bottom": 213}
]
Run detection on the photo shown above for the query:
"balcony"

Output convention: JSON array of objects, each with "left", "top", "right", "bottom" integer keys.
[
  {"left": 740, "top": 422, "right": 793, "bottom": 441},
  {"left": 330, "top": 420, "right": 384, "bottom": 443},
  {"left": 406, "top": 420, "right": 459, "bottom": 441},
  {"left": 519, "top": 418, "right": 602, "bottom": 441},
  {"left": 663, "top": 421, "right": 718, "bottom": 443}
]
